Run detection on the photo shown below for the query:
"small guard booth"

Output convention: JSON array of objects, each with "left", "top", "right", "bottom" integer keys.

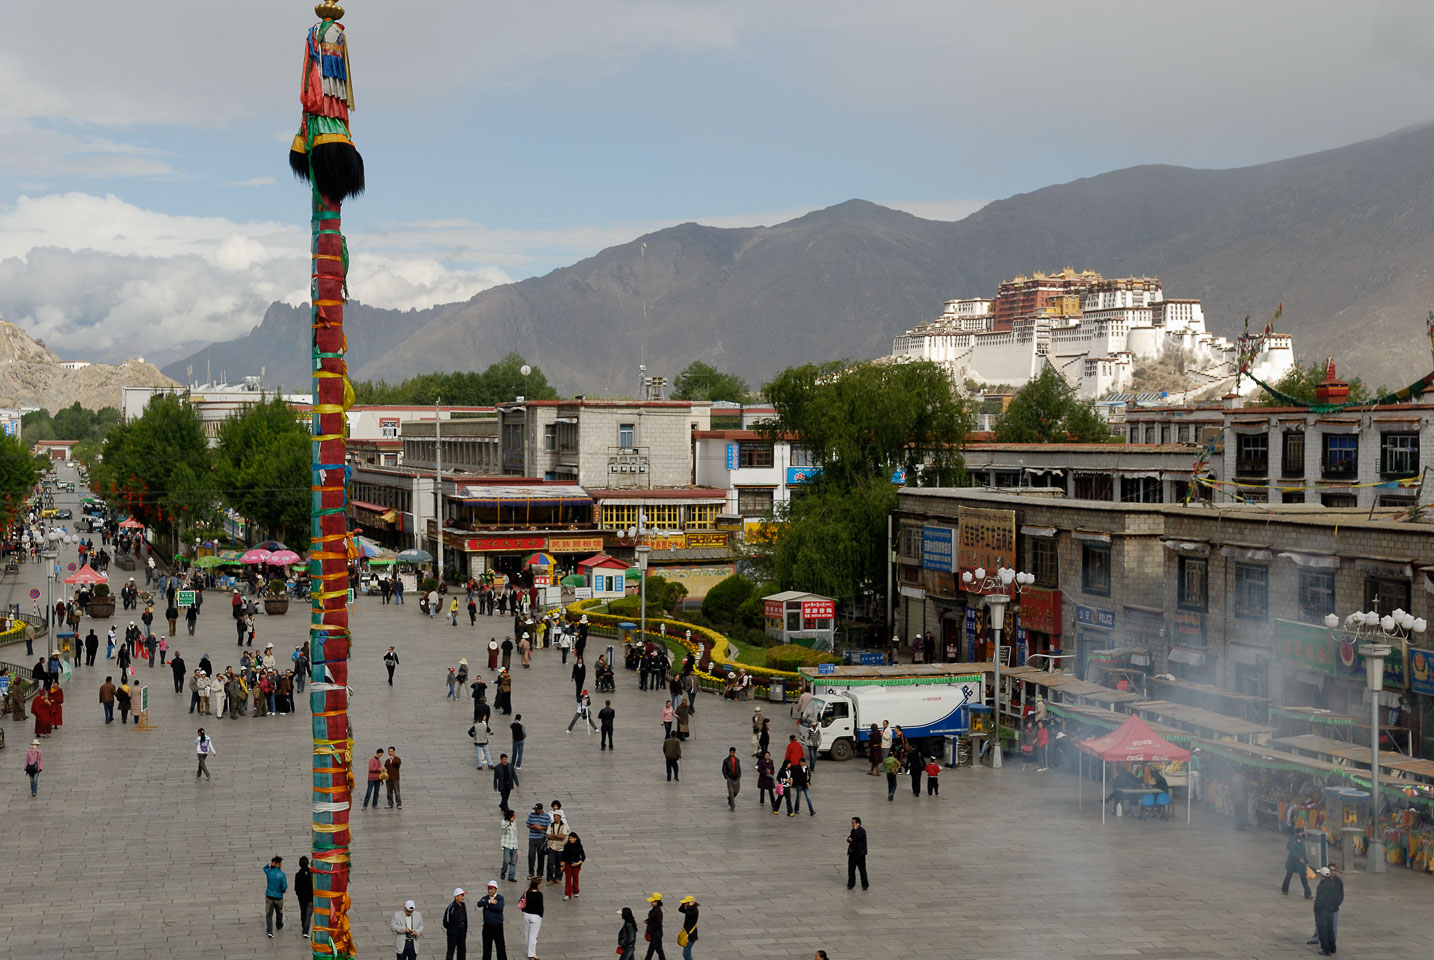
[{"left": 762, "top": 591, "right": 836, "bottom": 650}]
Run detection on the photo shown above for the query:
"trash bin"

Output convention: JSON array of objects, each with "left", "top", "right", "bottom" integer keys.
[{"left": 767, "top": 679, "right": 786, "bottom": 703}]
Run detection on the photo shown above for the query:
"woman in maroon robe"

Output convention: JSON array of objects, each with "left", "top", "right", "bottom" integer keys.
[
  {"left": 30, "top": 690, "right": 52, "bottom": 737},
  {"left": 48, "top": 684, "right": 63, "bottom": 728}
]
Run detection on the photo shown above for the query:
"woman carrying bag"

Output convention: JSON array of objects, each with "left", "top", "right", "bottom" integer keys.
[
  {"left": 616, "top": 907, "right": 638, "bottom": 960},
  {"left": 677, "top": 896, "right": 699, "bottom": 960}
]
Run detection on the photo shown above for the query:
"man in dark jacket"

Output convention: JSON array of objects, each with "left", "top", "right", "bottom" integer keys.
[
  {"left": 571, "top": 657, "right": 586, "bottom": 701},
  {"left": 598, "top": 700, "right": 616, "bottom": 751},
  {"left": 442, "top": 887, "right": 468, "bottom": 960},
  {"left": 663, "top": 733, "right": 681, "bottom": 782},
  {"left": 492, "top": 755, "right": 519, "bottom": 816},
  {"left": 721, "top": 746, "right": 742, "bottom": 810},
  {"left": 1313, "top": 866, "right": 1343, "bottom": 955},
  {"left": 1282, "top": 830, "right": 1311, "bottom": 898},
  {"left": 169, "top": 652, "right": 186, "bottom": 692},
  {"left": 295, "top": 856, "right": 314, "bottom": 939},
  {"left": 476, "top": 882, "right": 504, "bottom": 960},
  {"left": 847, "top": 816, "right": 869, "bottom": 890}
]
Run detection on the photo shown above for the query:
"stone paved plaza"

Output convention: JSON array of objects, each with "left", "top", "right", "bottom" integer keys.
[{"left": 2, "top": 485, "right": 1433, "bottom": 958}]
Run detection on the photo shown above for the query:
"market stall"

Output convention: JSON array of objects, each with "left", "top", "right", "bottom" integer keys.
[
  {"left": 1126, "top": 699, "right": 1275, "bottom": 745},
  {"left": 1078, "top": 714, "right": 1192, "bottom": 823}
]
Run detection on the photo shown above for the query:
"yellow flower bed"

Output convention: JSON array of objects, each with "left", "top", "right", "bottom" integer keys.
[{"left": 564, "top": 598, "right": 801, "bottom": 686}]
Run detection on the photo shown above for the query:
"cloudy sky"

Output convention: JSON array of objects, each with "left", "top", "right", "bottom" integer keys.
[{"left": 3, "top": 0, "right": 1433, "bottom": 365}]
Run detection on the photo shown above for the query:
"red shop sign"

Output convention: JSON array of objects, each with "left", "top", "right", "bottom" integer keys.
[
  {"left": 1018, "top": 587, "right": 1060, "bottom": 635},
  {"left": 465, "top": 536, "right": 547, "bottom": 552},
  {"left": 801, "top": 600, "right": 835, "bottom": 619}
]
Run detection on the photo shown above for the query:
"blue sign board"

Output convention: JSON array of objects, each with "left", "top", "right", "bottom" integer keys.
[
  {"left": 1015, "top": 626, "right": 1028, "bottom": 667},
  {"left": 922, "top": 526, "right": 954, "bottom": 572},
  {"left": 786, "top": 466, "right": 821, "bottom": 485},
  {"left": 859, "top": 652, "right": 885, "bottom": 666},
  {"left": 1410, "top": 647, "right": 1434, "bottom": 696},
  {"left": 725, "top": 443, "right": 738, "bottom": 470},
  {"left": 817, "top": 662, "right": 836, "bottom": 675},
  {"left": 1076, "top": 604, "right": 1116, "bottom": 630}
]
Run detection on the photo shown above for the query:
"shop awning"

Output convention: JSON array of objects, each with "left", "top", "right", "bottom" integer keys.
[
  {"left": 1162, "top": 540, "right": 1209, "bottom": 557},
  {"left": 1354, "top": 558, "right": 1413, "bottom": 579},
  {"left": 1221, "top": 545, "right": 1273, "bottom": 562},
  {"left": 1168, "top": 646, "right": 1206, "bottom": 666},
  {"left": 456, "top": 484, "right": 591, "bottom": 506},
  {"left": 350, "top": 499, "right": 387, "bottom": 512},
  {"left": 1277, "top": 551, "right": 1339, "bottom": 569},
  {"left": 1020, "top": 525, "right": 1056, "bottom": 538},
  {"left": 1073, "top": 530, "right": 1111, "bottom": 544}
]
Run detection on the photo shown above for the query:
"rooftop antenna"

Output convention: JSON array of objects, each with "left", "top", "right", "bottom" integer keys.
[{"left": 639, "top": 241, "right": 648, "bottom": 397}]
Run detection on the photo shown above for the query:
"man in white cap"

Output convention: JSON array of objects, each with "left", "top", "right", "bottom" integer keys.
[
  {"left": 442, "top": 888, "right": 468, "bottom": 960},
  {"left": 476, "top": 881, "right": 507, "bottom": 960},
  {"left": 390, "top": 898, "right": 423, "bottom": 959}
]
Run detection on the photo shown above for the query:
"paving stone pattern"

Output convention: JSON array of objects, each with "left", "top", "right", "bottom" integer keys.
[{"left": 1, "top": 479, "right": 1431, "bottom": 958}]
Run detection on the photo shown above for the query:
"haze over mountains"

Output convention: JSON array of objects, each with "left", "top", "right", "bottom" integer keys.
[{"left": 165, "top": 122, "right": 1434, "bottom": 396}]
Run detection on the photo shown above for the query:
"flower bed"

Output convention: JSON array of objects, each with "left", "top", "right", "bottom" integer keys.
[{"left": 565, "top": 598, "right": 803, "bottom": 691}]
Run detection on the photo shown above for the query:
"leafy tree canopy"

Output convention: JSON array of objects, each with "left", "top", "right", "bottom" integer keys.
[
  {"left": 0, "top": 434, "right": 38, "bottom": 527},
  {"left": 90, "top": 393, "right": 213, "bottom": 539},
  {"left": 761, "top": 360, "right": 972, "bottom": 487},
  {"left": 214, "top": 396, "right": 310, "bottom": 547},
  {"left": 351, "top": 354, "right": 559, "bottom": 406},
  {"left": 1250, "top": 360, "right": 1376, "bottom": 407},
  {"left": 992, "top": 366, "right": 1111, "bottom": 443},
  {"left": 755, "top": 360, "right": 972, "bottom": 616},
  {"left": 671, "top": 361, "right": 750, "bottom": 403},
  {"left": 22, "top": 403, "right": 121, "bottom": 445}
]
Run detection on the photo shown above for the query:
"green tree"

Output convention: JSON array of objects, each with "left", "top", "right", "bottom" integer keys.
[
  {"left": 671, "top": 361, "right": 750, "bottom": 403},
  {"left": 91, "top": 393, "right": 214, "bottom": 543},
  {"left": 1250, "top": 361, "right": 1376, "bottom": 407},
  {"left": 0, "top": 434, "right": 38, "bottom": 527},
  {"left": 214, "top": 397, "right": 311, "bottom": 546},
  {"left": 350, "top": 354, "right": 559, "bottom": 406},
  {"left": 992, "top": 366, "right": 1111, "bottom": 443},
  {"left": 702, "top": 573, "right": 755, "bottom": 624},
  {"left": 757, "top": 360, "right": 972, "bottom": 617}
]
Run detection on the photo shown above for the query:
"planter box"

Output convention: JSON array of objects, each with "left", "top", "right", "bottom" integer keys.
[
  {"left": 264, "top": 596, "right": 290, "bottom": 616},
  {"left": 88, "top": 598, "right": 115, "bottom": 619}
]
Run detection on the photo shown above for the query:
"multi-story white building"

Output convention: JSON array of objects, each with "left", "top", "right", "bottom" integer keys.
[
  {"left": 496, "top": 398, "right": 712, "bottom": 488},
  {"left": 692, "top": 430, "right": 816, "bottom": 525},
  {"left": 891, "top": 272, "right": 1295, "bottom": 399}
]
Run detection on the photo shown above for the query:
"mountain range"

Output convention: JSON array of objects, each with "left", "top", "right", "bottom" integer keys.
[{"left": 165, "top": 122, "right": 1434, "bottom": 395}]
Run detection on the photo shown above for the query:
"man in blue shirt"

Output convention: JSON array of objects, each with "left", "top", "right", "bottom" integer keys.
[
  {"left": 525, "top": 803, "right": 552, "bottom": 880},
  {"left": 263, "top": 855, "right": 287, "bottom": 938}
]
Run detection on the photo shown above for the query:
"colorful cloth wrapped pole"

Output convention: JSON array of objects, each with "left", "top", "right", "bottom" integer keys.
[{"left": 292, "top": 3, "right": 361, "bottom": 958}]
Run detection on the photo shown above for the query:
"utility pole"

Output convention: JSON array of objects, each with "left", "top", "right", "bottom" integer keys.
[{"left": 435, "top": 398, "right": 444, "bottom": 582}]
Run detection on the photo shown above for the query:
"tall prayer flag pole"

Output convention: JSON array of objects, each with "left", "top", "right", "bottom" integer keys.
[{"left": 291, "top": 2, "right": 364, "bottom": 957}]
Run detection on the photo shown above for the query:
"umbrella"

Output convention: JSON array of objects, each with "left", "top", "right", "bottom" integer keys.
[
  {"left": 269, "top": 549, "right": 302, "bottom": 566},
  {"left": 194, "top": 555, "right": 226, "bottom": 569},
  {"left": 118, "top": 518, "right": 144, "bottom": 529},
  {"left": 560, "top": 573, "right": 587, "bottom": 587},
  {"left": 525, "top": 552, "right": 557, "bottom": 567},
  {"left": 396, "top": 548, "right": 432, "bottom": 564},
  {"left": 64, "top": 563, "right": 107, "bottom": 584},
  {"left": 350, "top": 536, "right": 385, "bottom": 559},
  {"left": 254, "top": 540, "right": 289, "bottom": 552},
  {"left": 241, "top": 548, "right": 273, "bottom": 565}
]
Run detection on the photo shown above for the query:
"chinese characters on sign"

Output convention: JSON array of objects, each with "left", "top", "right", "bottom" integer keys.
[
  {"left": 548, "top": 536, "right": 604, "bottom": 554},
  {"left": 1017, "top": 587, "right": 1060, "bottom": 634},
  {"left": 957, "top": 508, "right": 1015, "bottom": 593},
  {"left": 1274, "top": 619, "right": 1338, "bottom": 677},
  {"left": 1173, "top": 610, "right": 1205, "bottom": 647},
  {"left": 1410, "top": 647, "right": 1434, "bottom": 696},
  {"left": 801, "top": 599, "right": 835, "bottom": 619},
  {"left": 1076, "top": 604, "right": 1115, "bottom": 630},
  {"left": 921, "top": 526, "right": 954, "bottom": 573},
  {"left": 464, "top": 536, "right": 547, "bottom": 552}
]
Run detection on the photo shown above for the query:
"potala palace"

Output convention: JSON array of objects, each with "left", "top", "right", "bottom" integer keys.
[{"left": 890, "top": 269, "right": 1295, "bottom": 398}]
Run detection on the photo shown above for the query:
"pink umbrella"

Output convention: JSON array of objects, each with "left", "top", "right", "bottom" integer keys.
[
  {"left": 268, "top": 549, "right": 302, "bottom": 566},
  {"left": 241, "top": 548, "right": 274, "bottom": 565}
]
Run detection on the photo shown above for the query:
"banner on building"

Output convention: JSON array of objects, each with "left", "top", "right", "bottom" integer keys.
[
  {"left": 549, "top": 536, "right": 604, "bottom": 554},
  {"left": 957, "top": 508, "right": 1015, "bottom": 592},
  {"left": 1274, "top": 619, "right": 1338, "bottom": 677},
  {"left": 922, "top": 526, "right": 954, "bottom": 573}
]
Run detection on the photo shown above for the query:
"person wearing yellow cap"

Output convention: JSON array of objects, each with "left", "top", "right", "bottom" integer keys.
[
  {"left": 676, "top": 897, "right": 699, "bottom": 959},
  {"left": 643, "top": 894, "right": 665, "bottom": 960}
]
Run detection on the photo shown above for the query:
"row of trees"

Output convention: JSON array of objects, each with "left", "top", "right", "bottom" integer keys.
[
  {"left": 23, "top": 403, "right": 123, "bottom": 461},
  {"left": 90, "top": 395, "right": 309, "bottom": 549},
  {"left": 351, "top": 353, "right": 558, "bottom": 405}
]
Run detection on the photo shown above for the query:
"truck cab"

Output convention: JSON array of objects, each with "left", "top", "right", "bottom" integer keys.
[{"left": 802, "top": 694, "right": 856, "bottom": 760}]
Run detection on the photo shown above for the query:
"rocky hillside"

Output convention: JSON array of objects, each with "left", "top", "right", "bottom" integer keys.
[{"left": 0, "top": 320, "right": 178, "bottom": 412}]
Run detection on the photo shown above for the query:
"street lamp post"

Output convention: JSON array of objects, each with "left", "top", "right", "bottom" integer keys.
[
  {"left": 1324, "top": 608, "right": 1426, "bottom": 874},
  {"left": 627, "top": 512, "right": 652, "bottom": 645},
  {"left": 962, "top": 565, "right": 1036, "bottom": 769}
]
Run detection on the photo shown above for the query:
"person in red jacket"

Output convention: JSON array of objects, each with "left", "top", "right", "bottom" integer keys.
[
  {"left": 782, "top": 734, "right": 805, "bottom": 774},
  {"left": 361, "top": 747, "right": 384, "bottom": 809}
]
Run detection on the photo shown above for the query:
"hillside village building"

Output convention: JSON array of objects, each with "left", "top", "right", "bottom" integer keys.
[{"left": 891, "top": 269, "right": 1295, "bottom": 398}]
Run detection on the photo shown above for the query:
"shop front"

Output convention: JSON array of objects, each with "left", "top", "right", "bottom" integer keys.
[
  {"left": 1074, "top": 603, "right": 1116, "bottom": 678},
  {"left": 459, "top": 534, "right": 550, "bottom": 582},
  {"left": 1016, "top": 586, "right": 1061, "bottom": 667}
]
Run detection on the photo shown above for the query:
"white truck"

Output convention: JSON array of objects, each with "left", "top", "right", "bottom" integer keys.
[{"left": 801, "top": 678, "right": 983, "bottom": 762}]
